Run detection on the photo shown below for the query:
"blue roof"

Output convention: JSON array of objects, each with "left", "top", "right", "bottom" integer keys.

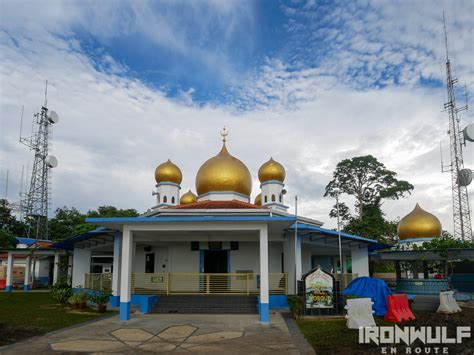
[
  {"left": 291, "top": 223, "right": 391, "bottom": 250},
  {"left": 15, "top": 237, "right": 52, "bottom": 245},
  {"left": 52, "top": 227, "right": 114, "bottom": 251}
]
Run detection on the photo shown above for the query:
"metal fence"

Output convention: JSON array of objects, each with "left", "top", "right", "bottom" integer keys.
[
  {"left": 129, "top": 272, "right": 288, "bottom": 295},
  {"left": 84, "top": 273, "right": 112, "bottom": 291},
  {"left": 396, "top": 279, "right": 450, "bottom": 295}
]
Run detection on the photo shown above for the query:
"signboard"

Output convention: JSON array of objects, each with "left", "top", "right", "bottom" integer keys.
[
  {"left": 151, "top": 276, "right": 164, "bottom": 283},
  {"left": 304, "top": 267, "right": 334, "bottom": 309}
]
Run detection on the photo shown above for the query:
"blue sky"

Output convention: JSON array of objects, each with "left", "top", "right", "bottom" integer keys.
[{"left": 0, "top": 0, "right": 473, "bottom": 233}]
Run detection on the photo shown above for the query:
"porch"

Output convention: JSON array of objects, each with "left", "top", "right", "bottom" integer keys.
[{"left": 85, "top": 272, "right": 288, "bottom": 295}]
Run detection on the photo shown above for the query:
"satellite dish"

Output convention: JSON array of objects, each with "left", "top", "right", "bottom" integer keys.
[
  {"left": 45, "top": 155, "right": 58, "bottom": 168},
  {"left": 458, "top": 168, "right": 472, "bottom": 187},
  {"left": 47, "top": 110, "right": 59, "bottom": 124},
  {"left": 464, "top": 123, "right": 474, "bottom": 142}
]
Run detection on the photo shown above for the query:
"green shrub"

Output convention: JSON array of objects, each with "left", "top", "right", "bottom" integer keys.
[
  {"left": 51, "top": 286, "right": 72, "bottom": 304},
  {"left": 287, "top": 295, "right": 304, "bottom": 319},
  {"left": 90, "top": 290, "right": 112, "bottom": 305},
  {"left": 51, "top": 277, "right": 72, "bottom": 304}
]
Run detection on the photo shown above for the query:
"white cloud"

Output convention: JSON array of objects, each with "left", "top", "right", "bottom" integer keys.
[{"left": 0, "top": 0, "right": 473, "bottom": 238}]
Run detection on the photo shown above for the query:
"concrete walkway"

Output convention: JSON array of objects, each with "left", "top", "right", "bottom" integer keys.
[{"left": 0, "top": 312, "right": 314, "bottom": 354}]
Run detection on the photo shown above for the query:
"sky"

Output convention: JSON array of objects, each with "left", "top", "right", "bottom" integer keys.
[{"left": 0, "top": 0, "right": 473, "bottom": 235}]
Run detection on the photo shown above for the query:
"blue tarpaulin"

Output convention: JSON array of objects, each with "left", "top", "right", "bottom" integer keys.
[{"left": 342, "top": 277, "right": 392, "bottom": 316}]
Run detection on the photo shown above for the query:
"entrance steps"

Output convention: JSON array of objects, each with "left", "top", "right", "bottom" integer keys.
[{"left": 151, "top": 295, "right": 258, "bottom": 314}]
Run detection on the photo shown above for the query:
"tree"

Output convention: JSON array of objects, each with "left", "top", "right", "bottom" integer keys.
[
  {"left": 49, "top": 207, "right": 90, "bottom": 241},
  {"left": 0, "top": 199, "right": 26, "bottom": 247},
  {"left": 324, "top": 155, "right": 414, "bottom": 218},
  {"left": 324, "top": 156, "right": 413, "bottom": 244},
  {"left": 48, "top": 205, "right": 140, "bottom": 241},
  {"left": 343, "top": 204, "right": 398, "bottom": 244},
  {"left": 87, "top": 206, "right": 139, "bottom": 218}
]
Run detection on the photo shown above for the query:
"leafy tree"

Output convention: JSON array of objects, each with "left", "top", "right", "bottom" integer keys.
[
  {"left": 49, "top": 206, "right": 91, "bottom": 241},
  {"left": 87, "top": 206, "right": 139, "bottom": 218},
  {"left": 324, "top": 155, "right": 414, "bottom": 218},
  {"left": 48, "top": 205, "right": 140, "bottom": 241},
  {"left": 343, "top": 204, "right": 398, "bottom": 244},
  {"left": 0, "top": 199, "right": 26, "bottom": 247}
]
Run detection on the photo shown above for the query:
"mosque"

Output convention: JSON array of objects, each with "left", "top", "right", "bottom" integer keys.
[{"left": 2, "top": 130, "right": 388, "bottom": 322}]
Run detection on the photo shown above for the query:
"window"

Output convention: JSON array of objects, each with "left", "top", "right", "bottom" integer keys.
[
  {"left": 171, "top": 196, "right": 175, "bottom": 204},
  {"left": 157, "top": 193, "right": 160, "bottom": 203},
  {"left": 279, "top": 193, "right": 282, "bottom": 202},
  {"left": 163, "top": 196, "right": 168, "bottom": 203},
  {"left": 264, "top": 195, "right": 268, "bottom": 203},
  {"left": 271, "top": 194, "right": 276, "bottom": 202}
]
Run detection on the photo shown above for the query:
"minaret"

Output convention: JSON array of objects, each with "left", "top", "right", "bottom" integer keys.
[
  {"left": 258, "top": 158, "right": 288, "bottom": 212},
  {"left": 153, "top": 159, "right": 182, "bottom": 207}
]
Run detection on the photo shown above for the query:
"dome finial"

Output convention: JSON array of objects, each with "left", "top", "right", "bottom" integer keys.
[{"left": 220, "top": 126, "right": 228, "bottom": 144}]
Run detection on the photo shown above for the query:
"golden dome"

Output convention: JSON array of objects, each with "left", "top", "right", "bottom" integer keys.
[
  {"left": 155, "top": 159, "right": 182, "bottom": 184},
  {"left": 196, "top": 143, "right": 252, "bottom": 196},
  {"left": 258, "top": 158, "right": 286, "bottom": 183},
  {"left": 254, "top": 193, "right": 262, "bottom": 206},
  {"left": 180, "top": 190, "right": 197, "bottom": 205},
  {"left": 398, "top": 203, "right": 442, "bottom": 240}
]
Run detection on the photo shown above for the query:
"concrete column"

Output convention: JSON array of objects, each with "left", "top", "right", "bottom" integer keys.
[
  {"left": 5, "top": 252, "right": 13, "bottom": 292},
  {"left": 423, "top": 261, "right": 429, "bottom": 279},
  {"left": 111, "top": 232, "right": 122, "bottom": 307},
  {"left": 295, "top": 236, "right": 302, "bottom": 282},
  {"left": 24, "top": 256, "right": 31, "bottom": 291},
  {"left": 412, "top": 261, "right": 419, "bottom": 279},
  {"left": 395, "top": 261, "right": 402, "bottom": 280},
  {"left": 283, "top": 237, "right": 296, "bottom": 294},
  {"left": 53, "top": 252, "right": 60, "bottom": 285},
  {"left": 120, "top": 227, "right": 133, "bottom": 321},
  {"left": 259, "top": 225, "right": 269, "bottom": 323},
  {"left": 67, "top": 255, "right": 73, "bottom": 280},
  {"left": 351, "top": 246, "right": 369, "bottom": 277},
  {"left": 72, "top": 248, "right": 91, "bottom": 287}
]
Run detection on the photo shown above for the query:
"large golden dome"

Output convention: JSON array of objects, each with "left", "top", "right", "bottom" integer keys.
[
  {"left": 258, "top": 158, "right": 286, "bottom": 183},
  {"left": 155, "top": 159, "right": 182, "bottom": 184},
  {"left": 196, "top": 143, "right": 252, "bottom": 196},
  {"left": 180, "top": 190, "right": 197, "bottom": 205},
  {"left": 398, "top": 203, "right": 442, "bottom": 240},
  {"left": 254, "top": 193, "right": 262, "bottom": 206}
]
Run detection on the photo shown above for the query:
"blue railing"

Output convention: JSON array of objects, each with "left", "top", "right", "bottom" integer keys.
[{"left": 396, "top": 279, "right": 450, "bottom": 295}]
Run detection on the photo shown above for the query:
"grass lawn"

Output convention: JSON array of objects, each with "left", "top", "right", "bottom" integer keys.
[
  {"left": 0, "top": 292, "right": 111, "bottom": 346},
  {"left": 296, "top": 308, "right": 474, "bottom": 355}
]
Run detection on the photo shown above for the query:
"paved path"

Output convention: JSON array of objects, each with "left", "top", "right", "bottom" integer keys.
[{"left": 0, "top": 312, "right": 314, "bottom": 354}]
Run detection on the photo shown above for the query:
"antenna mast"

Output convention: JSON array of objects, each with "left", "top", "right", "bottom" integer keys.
[
  {"left": 19, "top": 81, "right": 59, "bottom": 239},
  {"left": 441, "top": 13, "right": 472, "bottom": 241}
]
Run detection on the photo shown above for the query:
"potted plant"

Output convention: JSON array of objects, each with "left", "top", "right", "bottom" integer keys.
[
  {"left": 68, "top": 293, "right": 80, "bottom": 309},
  {"left": 76, "top": 290, "right": 89, "bottom": 309},
  {"left": 90, "top": 290, "right": 112, "bottom": 313}
]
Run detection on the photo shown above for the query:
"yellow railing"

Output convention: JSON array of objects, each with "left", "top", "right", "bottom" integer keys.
[
  {"left": 84, "top": 273, "right": 112, "bottom": 291},
  {"left": 130, "top": 272, "right": 288, "bottom": 295}
]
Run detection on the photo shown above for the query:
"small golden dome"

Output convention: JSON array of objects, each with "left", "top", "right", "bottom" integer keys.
[
  {"left": 180, "top": 190, "right": 197, "bottom": 205},
  {"left": 155, "top": 159, "right": 182, "bottom": 184},
  {"left": 196, "top": 143, "right": 252, "bottom": 196},
  {"left": 258, "top": 158, "right": 286, "bottom": 183},
  {"left": 254, "top": 193, "right": 262, "bottom": 206},
  {"left": 398, "top": 203, "right": 442, "bottom": 240}
]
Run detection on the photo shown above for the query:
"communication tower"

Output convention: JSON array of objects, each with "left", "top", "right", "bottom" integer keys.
[
  {"left": 440, "top": 14, "right": 473, "bottom": 241},
  {"left": 19, "top": 81, "right": 59, "bottom": 239}
]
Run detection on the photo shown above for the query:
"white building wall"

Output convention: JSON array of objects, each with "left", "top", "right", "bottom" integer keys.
[
  {"left": 72, "top": 248, "right": 91, "bottom": 287},
  {"left": 230, "top": 242, "right": 259, "bottom": 273},
  {"left": 351, "top": 246, "right": 369, "bottom": 276},
  {"left": 169, "top": 242, "right": 199, "bottom": 272}
]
